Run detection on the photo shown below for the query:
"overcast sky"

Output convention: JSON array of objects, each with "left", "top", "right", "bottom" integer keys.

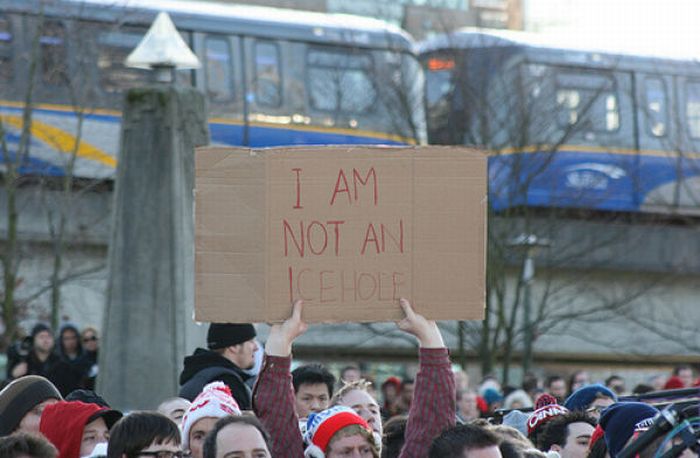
[{"left": 525, "top": 0, "right": 700, "bottom": 59}]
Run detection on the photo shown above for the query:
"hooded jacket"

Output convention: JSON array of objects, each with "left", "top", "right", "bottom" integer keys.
[
  {"left": 40, "top": 401, "right": 107, "bottom": 458},
  {"left": 179, "top": 348, "right": 253, "bottom": 410}
]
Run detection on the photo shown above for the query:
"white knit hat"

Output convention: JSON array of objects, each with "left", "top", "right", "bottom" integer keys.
[
  {"left": 303, "top": 406, "right": 371, "bottom": 458},
  {"left": 181, "top": 382, "right": 241, "bottom": 450}
]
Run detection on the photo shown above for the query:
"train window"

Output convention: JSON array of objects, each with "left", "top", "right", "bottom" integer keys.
[
  {"left": 97, "top": 28, "right": 150, "bottom": 93},
  {"left": 644, "top": 78, "right": 667, "bottom": 137},
  {"left": 555, "top": 72, "right": 619, "bottom": 132},
  {"left": 205, "top": 36, "right": 233, "bottom": 102},
  {"left": 686, "top": 82, "right": 700, "bottom": 139},
  {"left": 0, "top": 15, "right": 12, "bottom": 82},
  {"left": 254, "top": 41, "right": 281, "bottom": 107},
  {"left": 41, "top": 20, "right": 67, "bottom": 85},
  {"left": 308, "top": 48, "right": 375, "bottom": 113}
]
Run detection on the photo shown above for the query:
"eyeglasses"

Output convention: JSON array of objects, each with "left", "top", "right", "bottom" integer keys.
[
  {"left": 137, "top": 452, "right": 186, "bottom": 458},
  {"left": 83, "top": 336, "right": 98, "bottom": 342}
]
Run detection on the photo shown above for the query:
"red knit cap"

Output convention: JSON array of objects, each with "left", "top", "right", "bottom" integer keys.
[
  {"left": 304, "top": 406, "right": 371, "bottom": 457},
  {"left": 527, "top": 403, "right": 569, "bottom": 436},
  {"left": 40, "top": 401, "right": 112, "bottom": 458}
]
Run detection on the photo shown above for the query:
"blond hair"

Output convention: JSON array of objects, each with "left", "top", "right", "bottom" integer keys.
[{"left": 327, "top": 424, "right": 379, "bottom": 458}]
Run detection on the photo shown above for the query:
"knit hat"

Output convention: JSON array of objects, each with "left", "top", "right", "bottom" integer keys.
[
  {"left": 65, "top": 390, "right": 110, "bottom": 408},
  {"left": 31, "top": 323, "right": 52, "bottom": 339},
  {"left": 535, "top": 393, "right": 558, "bottom": 409},
  {"left": 40, "top": 401, "right": 122, "bottom": 458},
  {"left": 527, "top": 403, "right": 569, "bottom": 436},
  {"left": 207, "top": 323, "right": 256, "bottom": 349},
  {"left": 599, "top": 402, "right": 659, "bottom": 458},
  {"left": 0, "top": 375, "right": 63, "bottom": 436},
  {"left": 483, "top": 388, "right": 504, "bottom": 406},
  {"left": 181, "top": 382, "right": 241, "bottom": 450},
  {"left": 381, "top": 376, "right": 401, "bottom": 390},
  {"left": 564, "top": 384, "right": 618, "bottom": 411},
  {"left": 304, "top": 406, "right": 372, "bottom": 458}
]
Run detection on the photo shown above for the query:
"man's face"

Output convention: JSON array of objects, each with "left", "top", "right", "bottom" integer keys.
[
  {"left": 17, "top": 399, "right": 59, "bottom": 434},
  {"left": 215, "top": 423, "right": 270, "bottom": 458},
  {"left": 458, "top": 392, "right": 479, "bottom": 419},
  {"left": 463, "top": 445, "right": 502, "bottom": 458},
  {"left": 80, "top": 417, "right": 109, "bottom": 457},
  {"left": 61, "top": 329, "right": 80, "bottom": 354},
  {"left": 327, "top": 433, "right": 374, "bottom": 458},
  {"left": 341, "top": 368, "right": 361, "bottom": 383},
  {"left": 336, "top": 389, "right": 383, "bottom": 437},
  {"left": 294, "top": 383, "right": 330, "bottom": 419},
  {"left": 556, "top": 422, "right": 595, "bottom": 458},
  {"left": 401, "top": 383, "right": 415, "bottom": 403},
  {"left": 587, "top": 396, "right": 615, "bottom": 420},
  {"left": 139, "top": 439, "right": 181, "bottom": 458},
  {"left": 571, "top": 372, "right": 589, "bottom": 393},
  {"left": 678, "top": 368, "right": 693, "bottom": 388},
  {"left": 230, "top": 339, "right": 259, "bottom": 370},
  {"left": 158, "top": 398, "right": 191, "bottom": 426},
  {"left": 34, "top": 331, "right": 54, "bottom": 353},
  {"left": 548, "top": 380, "right": 567, "bottom": 401},
  {"left": 189, "top": 417, "right": 219, "bottom": 458}
]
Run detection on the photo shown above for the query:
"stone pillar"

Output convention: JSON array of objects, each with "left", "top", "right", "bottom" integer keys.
[{"left": 98, "top": 86, "right": 208, "bottom": 410}]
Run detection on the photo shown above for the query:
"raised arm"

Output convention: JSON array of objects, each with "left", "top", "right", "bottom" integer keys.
[
  {"left": 252, "top": 300, "right": 308, "bottom": 458},
  {"left": 397, "top": 298, "right": 456, "bottom": 458}
]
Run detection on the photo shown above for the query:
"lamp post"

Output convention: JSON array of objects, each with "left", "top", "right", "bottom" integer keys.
[
  {"left": 99, "top": 12, "right": 208, "bottom": 410},
  {"left": 508, "top": 233, "right": 550, "bottom": 373}
]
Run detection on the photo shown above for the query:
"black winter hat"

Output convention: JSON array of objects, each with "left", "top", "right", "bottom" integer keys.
[
  {"left": 31, "top": 322, "right": 52, "bottom": 339},
  {"left": 0, "top": 375, "right": 63, "bottom": 436},
  {"left": 207, "top": 323, "right": 256, "bottom": 350}
]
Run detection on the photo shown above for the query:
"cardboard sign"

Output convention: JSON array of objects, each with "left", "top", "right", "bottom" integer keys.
[{"left": 195, "top": 146, "right": 486, "bottom": 323}]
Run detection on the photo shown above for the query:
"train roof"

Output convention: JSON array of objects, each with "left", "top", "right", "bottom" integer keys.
[
  {"left": 419, "top": 28, "right": 700, "bottom": 72},
  {"left": 4, "top": 0, "right": 415, "bottom": 51}
]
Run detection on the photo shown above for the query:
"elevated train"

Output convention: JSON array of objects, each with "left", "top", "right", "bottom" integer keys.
[
  {"left": 0, "top": 0, "right": 426, "bottom": 179},
  {"left": 420, "top": 29, "right": 700, "bottom": 215}
]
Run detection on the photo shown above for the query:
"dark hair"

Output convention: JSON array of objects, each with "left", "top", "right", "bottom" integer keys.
[
  {"left": 672, "top": 365, "right": 692, "bottom": 376},
  {"left": 429, "top": 423, "right": 501, "bottom": 458},
  {"left": 499, "top": 440, "right": 522, "bottom": 458},
  {"left": 65, "top": 389, "right": 110, "bottom": 408},
  {"left": 0, "top": 433, "right": 58, "bottom": 458},
  {"left": 292, "top": 364, "right": 336, "bottom": 398},
  {"left": 567, "top": 370, "right": 586, "bottom": 394},
  {"left": 604, "top": 375, "right": 623, "bottom": 386},
  {"left": 202, "top": 415, "right": 271, "bottom": 458},
  {"left": 538, "top": 411, "right": 595, "bottom": 452},
  {"left": 107, "top": 412, "right": 180, "bottom": 458},
  {"left": 587, "top": 433, "right": 607, "bottom": 458},
  {"left": 381, "top": 415, "right": 408, "bottom": 458},
  {"left": 545, "top": 375, "right": 564, "bottom": 388},
  {"left": 400, "top": 379, "right": 414, "bottom": 389},
  {"left": 632, "top": 384, "right": 654, "bottom": 395}
]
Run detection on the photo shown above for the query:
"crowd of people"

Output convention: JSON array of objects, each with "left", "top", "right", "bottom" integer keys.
[
  {"left": 0, "top": 299, "right": 698, "bottom": 458},
  {"left": 4, "top": 322, "right": 100, "bottom": 395}
]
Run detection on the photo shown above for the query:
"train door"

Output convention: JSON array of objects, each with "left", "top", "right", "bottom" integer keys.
[
  {"left": 634, "top": 73, "right": 681, "bottom": 210},
  {"left": 193, "top": 32, "right": 246, "bottom": 146},
  {"left": 242, "top": 37, "right": 294, "bottom": 146},
  {"left": 663, "top": 74, "right": 700, "bottom": 210}
]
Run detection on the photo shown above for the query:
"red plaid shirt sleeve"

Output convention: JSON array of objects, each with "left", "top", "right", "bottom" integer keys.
[
  {"left": 252, "top": 354, "right": 305, "bottom": 458},
  {"left": 399, "top": 347, "right": 456, "bottom": 458}
]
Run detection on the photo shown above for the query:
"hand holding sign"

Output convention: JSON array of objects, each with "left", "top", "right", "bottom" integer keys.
[
  {"left": 265, "top": 299, "right": 308, "bottom": 357},
  {"left": 396, "top": 298, "right": 445, "bottom": 349}
]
